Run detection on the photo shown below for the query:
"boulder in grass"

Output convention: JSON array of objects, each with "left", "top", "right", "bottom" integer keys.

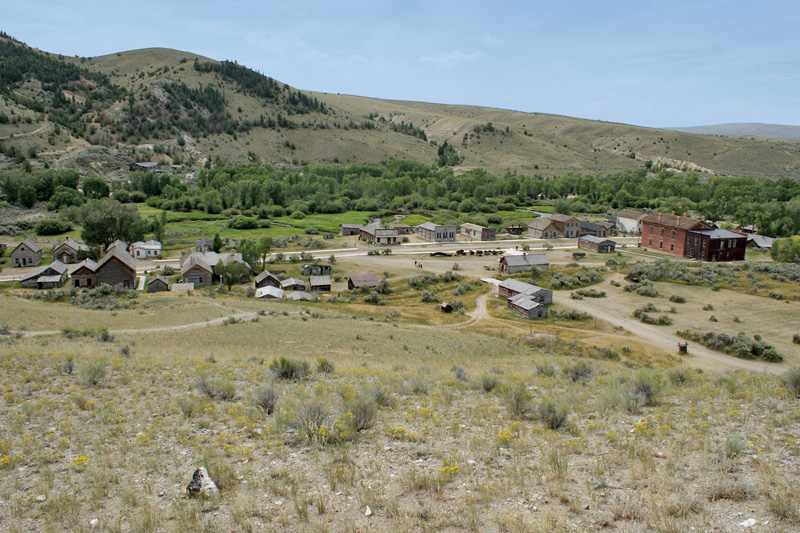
[{"left": 186, "top": 467, "right": 219, "bottom": 497}]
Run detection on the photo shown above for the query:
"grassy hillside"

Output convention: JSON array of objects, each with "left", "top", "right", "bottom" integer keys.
[{"left": 2, "top": 35, "right": 800, "bottom": 181}]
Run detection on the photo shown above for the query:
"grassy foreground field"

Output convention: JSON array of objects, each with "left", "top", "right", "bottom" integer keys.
[{"left": 1, "top": 285, "right": 800, "bottom": 532}]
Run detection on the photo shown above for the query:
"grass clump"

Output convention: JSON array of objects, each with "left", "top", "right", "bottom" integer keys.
[
  {"left": 783, "top": 368, "right": 800, "bottom": 398},
  {"left": 316, "top": 357, "right": 335, "bottom": 373},
  {"left": 504, "top": 382, "right": 534, "bottom": 419},
  {"left": 195, "top": 377, "right": 237, "bottom": 400},
  {"left": 536, "top": 399, "right": 571, "bottom": 430},
  {"left": 270, "top": 357, "right": 310, "bottom": 381},
  {"left": 254, "top": 382, "right": 277, "bottom": 414},
  {"left": 476, "top": 373, "right": 503, "bottom": 393},
  {"left": 567, "top": 361, "right": 593, "bottom": 383},
  {"left": 452, "top": 365, "right": 469, "bottom": 382},
  {"left": 78, "top": 360, "right": 106, "bottom": 387}
]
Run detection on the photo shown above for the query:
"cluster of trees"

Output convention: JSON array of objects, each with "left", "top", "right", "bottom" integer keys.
[
  {"left": 771, "top": 236, "right": 800, "bottom": 263},
  {"left": 390, "top": 121, "right": 427, "bottom": 141}
]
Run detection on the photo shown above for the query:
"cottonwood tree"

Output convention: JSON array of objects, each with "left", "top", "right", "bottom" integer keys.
[{"left": 76, "top": 198, "right": 145, "bottom": 247}]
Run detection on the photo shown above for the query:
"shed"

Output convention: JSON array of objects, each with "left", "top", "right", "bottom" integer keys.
[
  {"left": 300, "top": 263, "right": 332, "bottom": 276},
  {"left": 286, "top": 291, "right": 314, "bottom": 301},
  {"left": 255, "top": 286, "right": 284, "bottom": 299},
  {"left": 498, "top": 253, "right": 549, "bottom": 274},
  {"left": 281, "top": 278, "right": 308, "bottom": 291},
  {"left": 309, "top": 275, "right": 332, "bottom": 292},
  {"left": 254, "top": 270, "right": 281, "bottom": 289},
  {"left": 348, "top": 274, "right": 380, "bottom": 290},
  {"left": 508, "top": 294, "right": 548, "bottom": 319},
  {"left": 20, "top": 261, "right": 69, "bottom": 289},
  {"left": 578, "top": 235, "right": 617, "bottom": 253},
  {"left": 497, "top": 279, "right": 553, "bottom": 304},
  {"left": 148, "top": 275, "right": 169, "bottom": 293}
]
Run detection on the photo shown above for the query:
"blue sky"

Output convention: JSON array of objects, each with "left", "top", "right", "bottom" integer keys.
[{"left": 5, "top": 1, "right": 800, "bottom": 127}]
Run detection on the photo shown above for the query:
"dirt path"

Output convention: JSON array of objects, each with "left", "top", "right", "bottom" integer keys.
[
  {"left": 0, "top": 120, "right": 49, "bottom": 140},
  {"left": 554, "top": 291, "right": 785, "bottom": 375}
]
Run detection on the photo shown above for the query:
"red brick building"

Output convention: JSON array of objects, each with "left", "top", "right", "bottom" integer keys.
[{"left": 640, "top": 212, "right": 711, "bottom": 257}]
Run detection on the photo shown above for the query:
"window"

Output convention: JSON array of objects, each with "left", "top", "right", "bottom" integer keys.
[
  {"left": 661, "top": 228, "right": 664, "bottom": 237},
  {"left": 649, "top": 239, "right": 652, "bottom": 246},
  {"left": 660, "top": 241, "right": 663, "bottom": 249},
  {"left": 650, "top": 226, "right": 653, "bottom": 234},
  {"left": 671, "top": 230, "right": 675, "bottom": 239},
  {"left": 670, "top": 243, "right": 674, "bottom": 251}
]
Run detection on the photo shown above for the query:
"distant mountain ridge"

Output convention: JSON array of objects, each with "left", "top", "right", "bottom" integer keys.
[
  {"left": 667, "top": 123, "right": 800, "bottom": 142},
  {"left": 1, "top": 33, "right": 800, "bottom": 180}
]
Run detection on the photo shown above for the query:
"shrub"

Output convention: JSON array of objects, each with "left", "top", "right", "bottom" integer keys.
[
  {"left": 677, "top": 330, "right": 783, "bottom": 362},
  {"left": 452, "top": 365, "right": 469, "bottom": 382},
  {"left": 572, "top": 288, "right": 606, "bottom": 298},
  {"left": 77, "top": 360, "right": 106, "bottom": 387},
  {"left": 669, "top": 294, "right": 686, "bottom": 303},
  {"left": 536, "top": 399, "right": 571, "bottom": 430},
  {"left": 365, "top": 385, "right": 396, "bottom": 408},
  {"left": 269, "top": 357, "right": 310, "bottom": 381},
  {"left": 504, "top": 382, "right": 534, "bottom": 419},
  {"left": 293, "top": 397, "right": 330, "bottom": 443},
  {"left": 420, "top": 290, "right": 439, "bottom": 303},
  {"left": 35, "top": 218, "right": 72, "bottom": 235},
  {"left": 477, "top": 373, "right": 502, "bottom": 393},
  {"left": 345, "top": 395, "right": 378, "bottom": 431},
  {"left": 316, "top": 357, "right": 335, "bottom": 373},
  {"left": 568, "top": 361, "right": 593, "bottom": 382},
  {"left": 784, "top": 368, "right": 800, "bottom": 398},
  {"left": 363, "top": 291, "right": 385, "bottom": 305},
  {"left": 794, "top": 333, "right": 800, "bottom": 345},
  {"left": 536, "top": 362, "right": 557, "bottom": 377},
  {"left": 404, "top": 375, "right": 429, "bottom": 394},
  {"left": 195, "top": 377, "right": 236, "bottom": 400},
  {"left": 254, "top": 383, "right": 277, "bottom": 414}
]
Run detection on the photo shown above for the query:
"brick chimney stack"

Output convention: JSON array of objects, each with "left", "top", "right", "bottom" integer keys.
[{"left": 658, "top": 212, "right": 663, "bottom": 222}]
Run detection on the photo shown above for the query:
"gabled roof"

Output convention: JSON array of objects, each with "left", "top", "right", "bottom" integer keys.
[
  {"left": 71, "top": 258, "right": 98, "bottom": 274},
  {"left": 181, "top": 253, "right": 212, "bottom": 275},
  {"left": 54, "top": 238, "right": 90, "bottom": 253},
  {"left": 349, "top": 274, "right": 379, "bottom": 287},
  {"left": 340, "top": 224, "right": 363, "bottom": 229},
  {"left": 747, "top": 234, "right": 775, "bottom": 248},
  {"left": 501, "top": 254, "right": 549, "bottom": 267},
  {"left": 580, "top": 221, "right": 603, "bottom": 232},
  {"left": 131, "top": 240, "right": 162, "bottom": 250},
  {"left": 641, "top": 212, "right": 709, "bottom": 231},
  {"left": 527, "top": 218, "right": 556, "bottom": 230},
  {"left": 309, "top": 275, "right": 331, "bottom": 286},
  {"left": 20, "top": 260, "right": 69, "bottom": 283},
  {"left": 254, "top": 270, "right": 280, "bottom": 284},
  {"left": 12, "top": 238, "right": 42, "bottom": 254},
  {"left": 499, "top": 278, "right": 548, "bottom": 295},
  {"left": 579, "top": 235, "right": 616, "bottom": 245},
  {"left": 550, "top": 214, "right": 579, "bottom": 223},
  {"left": 460, "top": 222, "right": 487, "bottom": 231},
  {"left": 97, "top": 246, "right": 137, "bottom": 273},
  {"left": 255, "top": 286, "right": 283, "bottom": 299},
  {"left": 148, "top": 275, "right": 168, "bottom": 286},
  {"left": 690, "top": 228, "right": 747, "bottom": 240},
  {"left": 616, "top": 209, "right": 647, "bottom": 220},
  {"left": 508, "top": 293, "right": 542, "bottom": 310},
  {"left": 416, "top": 222, "right": 438, "bottom": 231},
  {"left": 106, "top": 240, "right": 128, "bottom": 252},
  {"left": 281, "top": 278, "right": 307, "bottom": 289}
]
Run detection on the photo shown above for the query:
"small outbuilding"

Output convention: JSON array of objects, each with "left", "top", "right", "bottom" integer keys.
[
  {"left": 498, "top": 253, "right": 549, "bottom": 274},
  {"left": 254, "top": 270, "right": 281, "bottom": 289},
  {"left": 300, "top": 264, "right": 332, "bottom": 276},
  {"left": 508, "top": 294, "right": 548, "bottom": 319},
  {"left": 578, "top": 235, "right": 617, "bottom": 253},
  {"left": 281, "top": 278, "right": 308, "bottom": 291},
  {"left": 286, "top": 291, "right": 314, "bottom": 301},
  {"left": 255, "top": 286, "right": 284, "bottom": 299},
  {"left": 309, "top": 275, "right": 332, "bottom": 292},
  {"left": 348, "top": 274, "right": 380, "bottom": 290},
  {"left": 148, "top": 275, "right": 169, "bottom": 293},
  {"left": 20, "top": 261, "right": 69, "bottom": 289}
]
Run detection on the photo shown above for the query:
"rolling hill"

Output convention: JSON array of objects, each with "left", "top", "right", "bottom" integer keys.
[
  {"left": 667, "top": 123, "right": 800, "bottom": 142},
  {"left": 2, "top": 33, "right": 800, "bottom": 180}
]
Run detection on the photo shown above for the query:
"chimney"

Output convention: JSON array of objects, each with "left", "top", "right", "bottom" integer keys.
[
  {"left": 658, "top": 212, "right": 663, "bottom": 222},
  {"left": 676, "top": 215, "right": 681, "bottom": 225},
  {"left": 671, "top": 211, "right": 676, "bottom": 215}
]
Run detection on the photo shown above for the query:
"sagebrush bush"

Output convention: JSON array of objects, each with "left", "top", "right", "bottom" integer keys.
[
  {"left": 254, "top": 383, "right": 277, "bottom": 414},
  {"left": 316, "top": 357, "right": 335, "bottom": 373},
  {"left": 346, "top": 395, "right": 378, "bottom": 431},
  {"left": 78, "top": 360, "right": 106, "bottom": 387},
  {"left": 783, "top": 368, "right": 800, "bottom": 398},
  {"left": 568, "top": 361, "right": 593, "bottom": 383},
  {"left": 195, "top": 377, "right": 236, "bottom": 400},
  {"left": 476, "top": 373, "right": 502, "bottom": 393},
  {"left": 504, "top": 382, "right": 534, "bottom": 419},
  {"left": 452, "top": 365, "right": 469, "bottom": 382},
  {"left": 365, "top": 385, "right": 396, "bottom": 408},
  {"left": 536, "top": 399, "right": 571, "bottom": 430},
  {"left": 270, "top": 357, "right": 310, "bottom": 381},
  {"left": 536, "top": 362, "right": 557, "bottom": 377},
  {"left": 420, "top": 290, "right": 439, "bottom": 303}
]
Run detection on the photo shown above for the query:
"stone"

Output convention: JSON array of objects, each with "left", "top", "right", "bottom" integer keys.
[
  {"left": 738, "top": 518, "right": 757, "bottom": 528},
  {"left": 186, "top": 467, "right": 219, "bottom": 497},
  {"left": 653, "top": 450, "right": 667, "bottom": 459},
  {"left": 365, "top": 505, "right": 373, "bottom": 517},
  {"left": 35, "top": 495, "right": 47, "bottom": 502},
  {"left": 90, "top": 518, "right": 99, "bottom": 528}
]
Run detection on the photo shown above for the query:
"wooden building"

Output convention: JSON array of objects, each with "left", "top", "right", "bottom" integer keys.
[
  {"left": 549, "top": 214, "right": 582, "bottom": 238},
  {"left": 10, "top": 238, "right": 42, "bottom": 268},
  {"left": 20, "top": 261, "right": 69, "bottom": 289},
  {"left": 281, "top": 278, "right": 308, "bottom": 291},
  {"left": 578, "top": 235, "right": 617, "bottom": 253},
  {"left": 616, "top": 209, "right": 647, "bottom": 234},
  {"left": 94, "top": 247, "right": 137, "bottom": 290},
  {"left": 388, "top": 223, "right": 411, "bottom": 235},
  {"left": 300, "top": 264, "right": 332, "bottom": 276},
  {"left": 506, "top": 225, "right": 525, "bottom": 235},
  {"left": 579, "top": 221, "right": 608, "bottom": 238},
  {"left": 147, "top": 275, "right": 169, "bottom": 293},
  {"left": 685, "top": 229, "right": 746, "bottom": 262},
  {"left": 180, "top": 254, "right": 214, "bottom": 286},
  {"left": 254, "top": 270, "right": 281, "bottom": 289},
  {"left": 359, "top": 226, "right": 399, "bottom": 245},
  {"left": 348, "top": 274, "right": 380, "bottom": 290},
  {"left": 498, "top": 253, "right": 549, "bottom": 274},
  {"left": 460, "top": 223, "right": 496, "bottom": 241},
  {"left": 527, "top": 218, "right": 560, "bottom": 239},
  {"left": 508, "top": 294, "right": 548, "bottom": 319},
  {"left": 497, "top": 279, "right": 552, "bottom": 305},
  {"left": 339, "top": 224, "right": 363, "bottom": 236},
  {"left": 309, "top": 275, "right": 332, "bottom": 292},
  {"left": 414, "top": 222, "right": 457, "bottom": 242},
  {"left": 130, "top": 240, "right": 162, "bottom": 259},
  {"left": 52, "top": 238, "right": 90, "bottom": 264},
  {"left": 71, "top": 259, "right": 98, "bottom": 288}
]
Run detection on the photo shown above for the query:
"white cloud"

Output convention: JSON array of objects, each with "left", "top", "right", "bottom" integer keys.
[
  {"left": 419, "top": 50, "right": 487, "bottom": 69},
  {"left": 245, "top": 31, "right": 328, "bottom": 63}
]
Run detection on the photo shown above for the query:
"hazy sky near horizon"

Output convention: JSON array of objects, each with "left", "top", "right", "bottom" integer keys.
[{"left": 5, "top": 1, "right": 800, "bottom": 128}]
